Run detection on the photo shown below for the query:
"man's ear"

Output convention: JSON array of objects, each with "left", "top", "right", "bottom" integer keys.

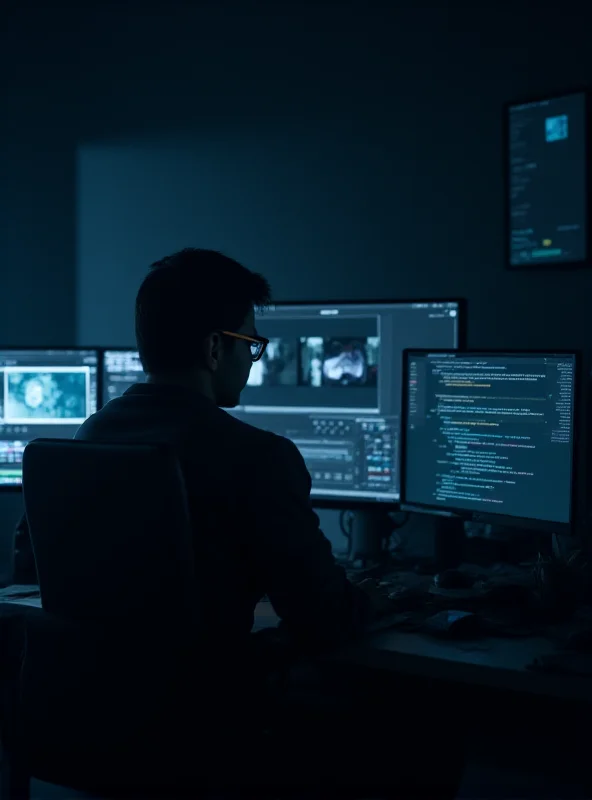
[{"left": 203, "top": 331, "right": 223, "bottom": 371}]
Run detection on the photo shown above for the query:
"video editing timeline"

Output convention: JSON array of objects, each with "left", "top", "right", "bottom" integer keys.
[
  {"left": 403, "top": 352, "right": 576, "bottom": 526},
  {"left": 102, "top": 350, "right": 145, "bottom": 404},
  {"left": 230, "top": 301, "right": 461, "bottom": 503},
  {"left": 507, "top": 91, "right": 587, "bottom": 267},
  {"left": 0, "top": 349, "right": 99, "bottom": 486}
]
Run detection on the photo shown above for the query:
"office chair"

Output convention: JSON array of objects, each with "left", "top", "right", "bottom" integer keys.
[
  {"left": 0, "top": 438, "right": 260, "bottom": 799},
  {"left": 0, "top": 439, "right": 459, "bottom": 800}
]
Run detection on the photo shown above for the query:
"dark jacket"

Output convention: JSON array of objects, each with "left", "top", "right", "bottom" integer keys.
[{"left": 15, "top": 384, "right": 373, "bottom": 648}]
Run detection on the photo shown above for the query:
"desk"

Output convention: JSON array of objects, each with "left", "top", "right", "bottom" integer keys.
[
  {"left": 3, "top": 592, "right": 592, "bottom": 706},
  {"left": 253, "top": 600, "right": 592, "bottom": 705},
  {"left": 4, "top": 593, "right": 592, "bottom": 796}
]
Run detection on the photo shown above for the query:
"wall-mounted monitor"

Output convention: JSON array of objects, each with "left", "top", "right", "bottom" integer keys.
[{"left": 505, "top": 90, "right": 588, "bottom": 269}]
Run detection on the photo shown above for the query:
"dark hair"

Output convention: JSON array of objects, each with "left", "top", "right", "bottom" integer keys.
[{"left": 135, "top": 248, "right": 271, "bottom": 373}]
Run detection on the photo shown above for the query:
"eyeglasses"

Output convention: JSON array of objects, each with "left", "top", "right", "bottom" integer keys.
[{"left": 220, "top": 330, "right": 269, "bottom": 362}]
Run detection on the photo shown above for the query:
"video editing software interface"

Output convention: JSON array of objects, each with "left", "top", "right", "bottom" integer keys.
[
  {"left": 102, "top": 350, "right": 145, "bottom": 404},
  {"left": 403, "top": 352, "right": 576, "bottom": 525},
  {"left": 0, "top": 349, "right": 99, "bottom": 486},
  {"left": 507, "top": 91, "right": 587, "bottom": 267},
  {"left": 229, "top": 302, "right": 461, "bottom": 503}
]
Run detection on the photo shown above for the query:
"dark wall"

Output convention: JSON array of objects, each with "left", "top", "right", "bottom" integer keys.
[
  {"left": 0, "top": 4, "right": 82, "bottom": 565},
  {"left": 76, "top": 2, "right": 592, "bottom": 352},
  {"left": 0, "top": 4, "right": 78, "bottom": 346}
]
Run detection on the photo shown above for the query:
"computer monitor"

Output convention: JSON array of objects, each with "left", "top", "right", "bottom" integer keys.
[
  {"left": 229, "top": 300, "right": 465, "bottom": 507},
  {"left": 505, "top": 90, "right": 588, "bottom": 268},
  {"left": 401, "top": 350, "right": 578, "bottom": 534},
  {"left": 101, "top": 349, "right": 145, "bottom": 405},
  {"left": 0, "top": 348, "right": 99, "bottom": 487}
]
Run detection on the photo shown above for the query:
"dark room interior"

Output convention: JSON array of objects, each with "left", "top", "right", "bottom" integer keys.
[{"left": 2, "top": 1, "right": 592, "bottom": 797}]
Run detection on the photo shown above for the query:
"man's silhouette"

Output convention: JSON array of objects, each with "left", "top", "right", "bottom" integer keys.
[
  {"left": 16, "top": 248, "right": 380, "bottom": 648},
  {"left": 13, "top": 248, "right": 463, "bottom": 796}
]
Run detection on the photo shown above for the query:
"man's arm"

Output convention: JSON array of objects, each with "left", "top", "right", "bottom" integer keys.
[{"left": 252, "top": 435, "right": 375, "bottom": 650}]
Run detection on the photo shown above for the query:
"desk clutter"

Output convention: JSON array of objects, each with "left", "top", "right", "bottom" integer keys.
[
  {"left": 351, "top": 562, "right": 544, "bottom": 636},
  {"left": 343, "top": 557, "right": 592, "bottom": 670}
]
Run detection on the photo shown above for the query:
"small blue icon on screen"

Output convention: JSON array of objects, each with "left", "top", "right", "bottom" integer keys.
[{"left": 545, "top": 114, "right": 568, "bottom": 142}]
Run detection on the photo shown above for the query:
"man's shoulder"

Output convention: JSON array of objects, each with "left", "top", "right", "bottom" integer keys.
[
  {"left": 76, "top": 395, "right": 301, "bottom": 470},
  {"left": 223, "top": 414, "right": 308, "bottom": 495},
  {"left": 222, "top": 410, "right": 296, "bottom": 455}
]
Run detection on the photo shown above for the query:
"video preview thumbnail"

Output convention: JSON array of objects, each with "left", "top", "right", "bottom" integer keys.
[
  {"left": 247, "top": 337, "right": 379, "bottom": 389},
  {"left": 0, "top": 369, "right": 89, "bottom": 422}
]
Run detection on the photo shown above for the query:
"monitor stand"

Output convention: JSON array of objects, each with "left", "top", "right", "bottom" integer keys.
[
  {"left": 345, "top": 509, "right": 392, "bottom": 567},
  {"left": 433, "top": 516, "right": 466, "bottom": 570}
]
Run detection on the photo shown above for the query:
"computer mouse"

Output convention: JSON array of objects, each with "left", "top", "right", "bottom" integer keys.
[
  {"left": 423, "top": 610, "right": 482, "bottom": 639},
  {"left": 433, "top": 569, "right": 474, "bottom": 590}
]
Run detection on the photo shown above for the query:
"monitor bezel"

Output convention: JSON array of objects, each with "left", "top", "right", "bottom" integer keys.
[
  {"left": 399, "top": 348, "right": 581, "bottom": 535},
  {"left": 264, "top": 297, "right": 467, "bottom": 337},
  {"left": 99, "top": 347, "right": 140, "bottom": 408},
  {"left": 257, "top": 298, "right": 468, "bottom": 510},
  {"left": 503, "top": 87, "right": 591, "bottom": 271},
  {"left": 0, "top": 346, "right": 102, "bottom": 493}
]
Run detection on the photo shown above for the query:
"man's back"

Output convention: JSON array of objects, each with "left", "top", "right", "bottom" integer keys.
[{"left": 75, "top": 383, "right": 372, "bottom": 648}]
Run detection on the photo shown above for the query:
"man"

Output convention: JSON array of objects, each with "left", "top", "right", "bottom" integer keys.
[
  {"left": 89, "top": 248, "right": 386, "bottom": 646},
  {"left": 14, "top": 249, "right": 463, "bottom": 796},
  {"left": 16, "top": 248, "right": 382, "bottom": 649}
]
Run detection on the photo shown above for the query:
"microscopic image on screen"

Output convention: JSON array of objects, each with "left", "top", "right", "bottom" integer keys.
[
  {"left": 247, "top": 338, "right": 298, "bottom": 387},
  {"left": 299, "top": 337, "right": 324, "bottom": 387},
  {"left": 300, "top": 336, "right": 379, "bottom": 387},
  {"left": 545, "top": 114, "right": 568, "bottom": 143},
  {"left": 0, "top": 371, "right": 4, "bottom": 420},
  {"left": 4, "top": 371, "right": 88, "bottom": 421}
]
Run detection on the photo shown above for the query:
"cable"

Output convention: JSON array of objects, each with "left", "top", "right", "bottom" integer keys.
[
  {"left": 339, "top": 510, "right": 354, "bottom": 560},
  {"left": 339, "top": 509, "right": 353, "bottom": 539},
  {"left": 388, "top": 511, "right": 410, "bottom": 555}
]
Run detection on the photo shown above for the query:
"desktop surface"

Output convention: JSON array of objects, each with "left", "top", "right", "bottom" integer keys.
[
  {"left": 229, "top": 300, "right": 464, "bottom": 506},
  {"left": 6, "top": 583, "right": 592, "bottom": 704},
  {"left": 0, "top": 349, "right": 99, "bottom": 486},
  {"left": 401, "top": 351, "right": 577, "bottom": 532},
  {"left": 506, "top": 91, "right": 588, "bottom": 268}
]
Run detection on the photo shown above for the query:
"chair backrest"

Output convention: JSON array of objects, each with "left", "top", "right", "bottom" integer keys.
[{"left": 22, "top": 439, "right": 198, "bottom": 629}]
